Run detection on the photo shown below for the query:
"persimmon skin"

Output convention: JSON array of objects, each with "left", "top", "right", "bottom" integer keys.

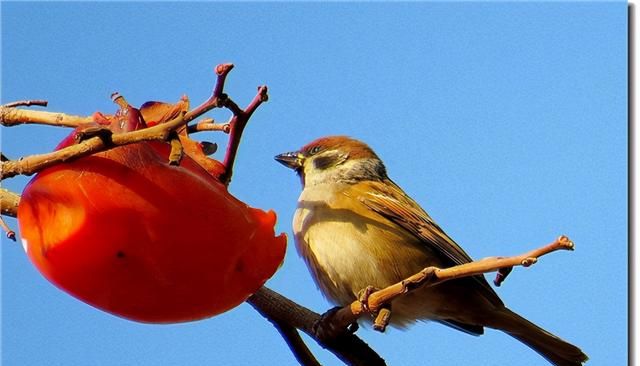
[{"left": 18, "top": 141, "right": 286, "bottom": 323}]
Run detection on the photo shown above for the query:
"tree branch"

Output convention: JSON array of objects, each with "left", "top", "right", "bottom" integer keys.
[
  {"left": 318, "top": 236, "right": 576, "bottom": 333},
  {"left": 0, "top": 216, "right": 16, "bottom": 241},
  {"left": 248, "top": 287, "right": 387, "bottom": 366},
  {"left": 268, "top": 319, "right": 321, "bottom": 366},
  {"left": 0, "top": 112, "right": 186, "bottom": 180},
  {"left": 1, "top": 63, "right": 266, "bottom": 187},
  {"left": 0, "top": 188, "right": 19, "bottom": 242},
  {"left": 0, "top": 107, "right": 93, "bottom": 127},
  {"left": 1, "top": 188, "right": 20, "bottom": 217},
  {"left": 2, "top": 100, "right": 48, "bottom": 108},
  {"left": 187, "top": 118, "right": 231, "bottom": 134},
  {"left": 219, "top": 85, "right": 269, "bottom": 186},
  {"left": 182, "top": 63, "right": 233, "bottom": 123}
]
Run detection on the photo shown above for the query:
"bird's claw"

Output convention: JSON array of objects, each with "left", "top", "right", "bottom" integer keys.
[
  {"left": 358, "top": 286, "right": 393, "bottom": 332},
  {"left": 357, "top": 285, "right": 379, "bottom": 315},
  {"left": 312, "top": 306, "right": 358, "bottom": 344}
]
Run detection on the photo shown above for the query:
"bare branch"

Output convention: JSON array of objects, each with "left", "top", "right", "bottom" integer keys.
[
  {"left": 493, "top": 266, "right": 513, "bottom": 287},
  {"left": 187, "top": 118, "right": 231, "bottom": 134},
  {"left": 1, "top": 188, "right": 20, "bottom": 217},
  {"left": 2, "top": 100, "right": 48, "bottom": 108},
  {"left": 248, "top": 287, "right": 387, "bottom": 366},
  {"left": 0, "top": 63, "right": 266, "bottom": 188},
  {"left": 0, "top": 64, "right": 233, "bottom": 130},
  {"left": 183, "top": 63, "right": 234, "bottom": 123},
  {"left": 0, "top": 107, "right": 93, "bottom": 127},
  {"left": 0, "top": 188, "right": 19, "bottom": 241},
  {"left": 219, "top": 85, "right": 269, "bottom": 186},
  {"left": 319, "top": 236, "right": 576, "bottom": 333},
  {"left": 168, "top": 133, "right": 185, "bottom": 165},
  {"left": 269, "top": 319, "right": 321, "bottom": 366},
  {"left": 0, "top": 216, "right": 16, "bottom": 241},
  {"left": 0, "top": 113, "right": 185, "bottom": 180}
]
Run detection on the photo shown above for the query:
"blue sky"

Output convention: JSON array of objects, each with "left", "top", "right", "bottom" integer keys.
[{"left": 1, "top": 2, "right": 627, "bottom": 366}]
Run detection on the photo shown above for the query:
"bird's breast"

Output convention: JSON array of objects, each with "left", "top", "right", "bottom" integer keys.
[{"left": 292, "top": 185, "right": 438, "bottom": 306}]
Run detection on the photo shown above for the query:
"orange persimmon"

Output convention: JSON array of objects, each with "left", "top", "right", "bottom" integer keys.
[{"left": 17, "top": 110, "right": 286, "bottom": 323}]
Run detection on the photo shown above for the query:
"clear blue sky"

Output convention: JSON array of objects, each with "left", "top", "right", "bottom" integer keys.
[{"left": 1, "top": 2, "right": 627, "bottom": 366}]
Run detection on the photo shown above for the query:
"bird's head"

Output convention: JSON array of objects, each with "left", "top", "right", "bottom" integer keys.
[{"left": 275, "top": 136, "right": 388, "bottom": 187}]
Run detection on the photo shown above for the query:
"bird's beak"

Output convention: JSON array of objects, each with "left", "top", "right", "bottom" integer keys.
[{"left": 275, "top": 151, "right": 305, "bottom": 170}]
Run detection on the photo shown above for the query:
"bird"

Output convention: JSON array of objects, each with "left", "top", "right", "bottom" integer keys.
[{"left": 275, "top": 136, "right": 588, "bottom": 366}]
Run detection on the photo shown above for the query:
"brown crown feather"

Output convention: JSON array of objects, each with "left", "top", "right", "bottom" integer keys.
[{"left": 300, "top": 136, "right": 379, "bottom": 160}]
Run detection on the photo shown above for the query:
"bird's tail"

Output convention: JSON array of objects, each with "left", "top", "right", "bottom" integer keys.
[{"left": 486, "top": 307, "right": 588, "bottom": 366}]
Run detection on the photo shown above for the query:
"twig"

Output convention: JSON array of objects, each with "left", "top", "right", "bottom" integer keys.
[
  {"left": 2, "top": 100, "right": 48, "bottom": 108},
  {"left": 219, "top": 85, "right": 269, "bottom": 186},
  {"left": 320, "top": 236, "right": 575, "bottom": 333},
  {"left": 187, "top": 118, "right": 231, "bottom": 134},
  {"left": 0, "top": 189, "right": 19, "bottom": 241},
  {"left": 493, "top": 266, "right": 513, "bottom": 287},
  {"left": 183, "top": 63, "right": 233, "bottom": 123},
  {"left": 0, "top": 188, "right": 20, "bottom": 217},
  {"left": 168, "top": 132, "right": 184, "bottom": 165},
  {"left": 0, "top": 63, "right": 252, "bottom": 180},
  {"left": 270, "top": 319, "right": 322, "bottom": 366},
  {"left": 0, "top": 107, "right": 93, "bottom": 127},
  {"left": 0, "top": 63, "right": 266, "bottom": 187},
  {"left": 0, "top": 216, "right": 16, "bottom": 241},
  {"left": 0, "top": 64, "right": 232, "bottom": 130},
  {"left": 0, "top": 113, "right": 185, "bottom": 180}
]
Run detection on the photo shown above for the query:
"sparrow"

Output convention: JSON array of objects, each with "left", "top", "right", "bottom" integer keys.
[{"left": 275, "top": 136, "right": 587, "bottom": 366}]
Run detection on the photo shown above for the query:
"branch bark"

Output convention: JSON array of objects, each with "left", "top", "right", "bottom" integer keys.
[
  {"left": 248, "top": 287, "right": 387, "bottom": 366},
  {"left": 219, "top": 85, "right": 269, "bottom": 186},
  {"left": 3, "top": 100, "right": 48, "bottom": 108},
  {"left": 263, "top": 317, "right": 322, "bottom": 366},
  {"left": 187, "top": 118, "right": 231, "bottom": 134},
  {"left": 1, "top": 188, "right": 20, "bottom": 217},
  {"left": 0, "top": 113, "right": 185, "bottom": 179},
  {"left": 0, "top": 107, "right": 93, "bottom": 127}
]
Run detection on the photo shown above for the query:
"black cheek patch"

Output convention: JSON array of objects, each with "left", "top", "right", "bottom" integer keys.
[{"left": 313, "top": 155, "right": 337, "bottom": 170}]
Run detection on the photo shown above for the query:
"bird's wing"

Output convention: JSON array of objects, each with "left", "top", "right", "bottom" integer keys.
[{"left": 347, "top": 179, "right": 502, "bottom": 306}]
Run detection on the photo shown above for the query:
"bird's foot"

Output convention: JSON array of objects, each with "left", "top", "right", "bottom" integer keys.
[
  {"left": 312, "top": 306, "right": 359, "bottom": 344},
  {"left": 357, "top": 286, "right": 393, "bottom": 332},
  {"left": 357, "top": 285, "right": 379, "bottom": 313}
]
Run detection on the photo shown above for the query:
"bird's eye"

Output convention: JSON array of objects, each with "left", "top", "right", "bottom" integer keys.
[{"left": 309, "top": 146, "right": 322, "bottom": 155}]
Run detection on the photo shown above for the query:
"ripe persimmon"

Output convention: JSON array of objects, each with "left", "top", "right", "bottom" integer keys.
[{"left": 17, "top": 103, "right": 286, "bottom": 323}]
